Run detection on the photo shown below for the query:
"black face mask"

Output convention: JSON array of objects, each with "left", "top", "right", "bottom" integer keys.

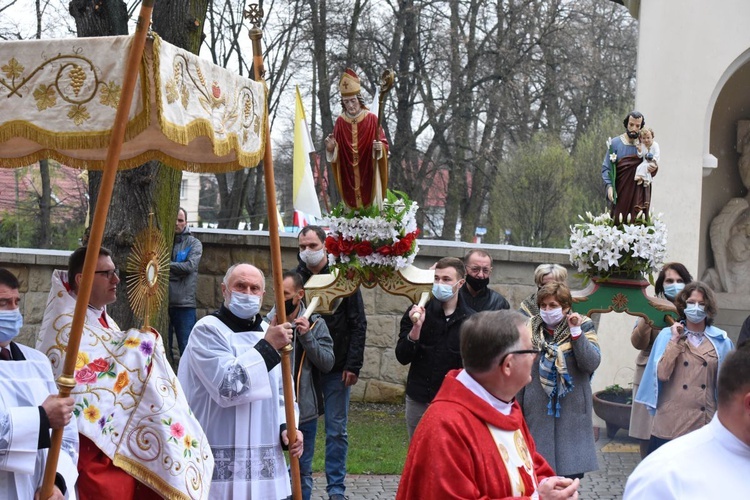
[
  {"left": 285, "top": 298, "right": 298, "bottom": 317},
  {"left": 465, "top": 274, "right": 489, "bottom": 291}
]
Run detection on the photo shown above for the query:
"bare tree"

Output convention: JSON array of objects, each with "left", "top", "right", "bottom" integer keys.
[
  {"left": 203, "top": 0, "right": 306, "bottom": 228},
  {"left": 71, "top": 0, "right": 208, "bottom": 329}
]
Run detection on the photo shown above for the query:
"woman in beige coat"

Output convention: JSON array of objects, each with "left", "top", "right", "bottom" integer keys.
[{"left": 630, "top": 262, "right": 692, "bottom": 457}]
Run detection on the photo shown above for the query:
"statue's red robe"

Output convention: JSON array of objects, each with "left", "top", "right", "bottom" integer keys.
[{"left": 331, "top": 110, "right": 389, "bottom": 209}]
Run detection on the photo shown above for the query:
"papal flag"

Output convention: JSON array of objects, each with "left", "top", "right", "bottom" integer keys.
[{"left": 293, "top": 86, "right": 322, "bottom": 218}]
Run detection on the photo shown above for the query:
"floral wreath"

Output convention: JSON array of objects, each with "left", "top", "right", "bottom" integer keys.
[{"left": 324, "top": 190, "right": 420, "bottom": 279}]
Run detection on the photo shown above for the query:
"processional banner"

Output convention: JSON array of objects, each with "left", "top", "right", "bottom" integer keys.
[{"left": 0, "top": 34, "right": 267, "bottom": 171}]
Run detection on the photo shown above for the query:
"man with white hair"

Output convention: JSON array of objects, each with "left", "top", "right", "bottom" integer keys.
[{"left": 178, "top": 263, "right": 303, "bottom": 499}]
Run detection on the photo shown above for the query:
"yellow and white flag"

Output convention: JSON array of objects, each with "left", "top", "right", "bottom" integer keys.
[{"left": 293, "top": 86, "right": 322, "bottom": 218}]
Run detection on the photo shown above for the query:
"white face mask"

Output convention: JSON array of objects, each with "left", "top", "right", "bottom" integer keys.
[
  {"left": 226, "top": 291, "right": 261, "bottom": 319},
  {"left": 540, "top": 307, "right": 565, "bottom": 326},
  {"left": 300, "top": 248, "right": 326, "bottom": 267}
]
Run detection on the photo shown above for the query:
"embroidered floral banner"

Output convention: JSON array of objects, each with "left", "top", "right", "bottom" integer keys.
[
  {"left": 0, "top": 34, "right": 266, "bottom": 172},
  {"left": 37, "top": 271, "right": 214, "bottom": 499}
]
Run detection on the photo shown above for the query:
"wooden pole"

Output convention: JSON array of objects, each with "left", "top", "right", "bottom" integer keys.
[
  {"left": 40, "top": 1, "right": 155, "bottom": 496},
  {"left": 249, "top": 25, "right": 302, "bottom": 500}
]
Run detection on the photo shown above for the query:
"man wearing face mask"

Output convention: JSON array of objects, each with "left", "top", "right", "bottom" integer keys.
[
  {"left": 265, "top": 271, "right": 334, "bottom": 500},
  {"left": 295, "top": 225, "right": 366, "bottom": 500},
  {"left": 0, "top": 268, "right": 77, "bottom": 500},
  {"left": 178, "top": 263, "right": 302, "bottom": 499},
  {"left": 601, "top": 111, "right": 658, "bottom": 223},
  {"left": 396, "top": 257, "right": 476, "bottom": 440},
  {"left": 459, "top": 249, "right": 509, "bottom": 312}
]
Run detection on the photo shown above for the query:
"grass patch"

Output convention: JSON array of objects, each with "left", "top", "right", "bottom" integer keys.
[{"left": 311, "top": 402, "right": 408, "bottom": 475}]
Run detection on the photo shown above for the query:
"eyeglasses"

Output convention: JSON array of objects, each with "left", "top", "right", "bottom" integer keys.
[
  {"left": 498, "top": 349, "right": 542, "bottom": 366},
  {"left": 94, "top": 268, "right": 119, "bottom": 279},
  {"left": 468, "top": 266, "right": 492, "bottom": 276}
]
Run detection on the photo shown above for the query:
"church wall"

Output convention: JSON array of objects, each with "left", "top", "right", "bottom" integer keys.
[
  {"left": 635, "top": 0, "right": 750, "bottom": 274},
  {"left": 627, "top": 0, "right": 750, "bottom": 345}
]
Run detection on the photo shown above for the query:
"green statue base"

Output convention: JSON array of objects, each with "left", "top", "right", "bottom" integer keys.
[{"left": 571, "top": 275, "right": 678, "bottom": 329}]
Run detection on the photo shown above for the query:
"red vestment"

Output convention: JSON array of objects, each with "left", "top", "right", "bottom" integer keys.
[
  {"left": 77, "top": 435, "right": 162, "bottom": 499},
  {"left": 331, "top": 110, "right": 388, "bottom": 208},
  {"left": 397, "top": 370, "right": 555, "bottom": 500}
]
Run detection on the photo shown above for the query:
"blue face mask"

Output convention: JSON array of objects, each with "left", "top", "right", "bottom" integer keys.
[
  {"left": 0, "top": 309, "right": 23, "bottom": 343},
  {"left": 684, "top": 303, "right": 707, "bottom": 324},
  {"left": 432, "top": 283, "right": 457, "bottom": 303},
  {"left": 226, "top": 292, "right": 261, "bottom": 319},
  {"left": 663, "top": 282, "right": 685, "bottom": 300}
]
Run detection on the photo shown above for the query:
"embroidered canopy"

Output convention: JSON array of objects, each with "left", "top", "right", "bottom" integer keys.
[{"left": 0, "top": 34, "right": 267, "bottom": 172}]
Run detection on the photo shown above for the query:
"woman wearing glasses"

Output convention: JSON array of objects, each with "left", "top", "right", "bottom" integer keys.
[
  {"left": 635, "top": 281, "right": 734, "bottom": 454},
  {"left": 517, "top": 282, "right": 601, "bottom": 479}
]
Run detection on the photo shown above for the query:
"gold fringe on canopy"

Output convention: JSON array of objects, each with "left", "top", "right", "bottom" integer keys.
[{"left": 0, "top": 34, "right": 267, "bottom": 172}]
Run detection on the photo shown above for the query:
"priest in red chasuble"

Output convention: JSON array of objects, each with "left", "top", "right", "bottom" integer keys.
[{"left": 325, "top": 68, "right": 389, "bottom": 209}]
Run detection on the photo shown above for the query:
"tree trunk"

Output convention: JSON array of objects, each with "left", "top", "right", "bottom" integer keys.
[
  {"left": 37, "top": 159, "right": 51, "bottom": 248},
  {"left": 72, "top": 0, "right": 209, "bottom": 334},
  {"left": 309, "top": 0, "right": 339, "bottom": 206}
]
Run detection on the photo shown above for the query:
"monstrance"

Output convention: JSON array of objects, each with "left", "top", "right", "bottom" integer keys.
[{"left": 126, "top": 214, "right": 170, "bottom": 331}]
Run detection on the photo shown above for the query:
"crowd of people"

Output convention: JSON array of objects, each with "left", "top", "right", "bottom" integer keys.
[
  {"left": 2, "top": 214, "right": 750, "bottom": 499},
  {"left": 1, "top": 105, "right": 748, "bottom": 498}
]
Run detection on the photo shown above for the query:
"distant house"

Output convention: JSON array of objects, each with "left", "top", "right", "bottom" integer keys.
[
  {"left": 420, "top": 168, "right": 474, "bottom": 240},
  {"left": 0, "top": 162, "right": 88, "bottom": 223},
  {"left": 178, "top": 172, "right": 201, "bottom": 226}
]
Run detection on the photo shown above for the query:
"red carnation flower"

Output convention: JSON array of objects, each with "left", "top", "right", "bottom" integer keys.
[
  {"left": 392, "top": 239, "right": 411, "bottom": 255},
  {"left": 354, "top": 241, "right": 373, "bottom": 256},
  {"left": 376, "top": 244, "right": 393, "bottom": 255},
  {"left": 339, "top": 238, "right": 355, "bottom": 255},
  {"left": 325, "top": 236, "right": 340, "bottom": 256}
]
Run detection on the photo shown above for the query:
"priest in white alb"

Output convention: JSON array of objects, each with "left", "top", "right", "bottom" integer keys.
[
  {"left": 0, "top": 268, "right": 78, "bottom": 499},
  {"left": 178, "top": 263, "right": 303, "bottom": 499}
]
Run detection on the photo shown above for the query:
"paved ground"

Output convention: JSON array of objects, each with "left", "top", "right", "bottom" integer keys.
[{"left": 311, "top": 429, "right": 641, "bottom": 499}]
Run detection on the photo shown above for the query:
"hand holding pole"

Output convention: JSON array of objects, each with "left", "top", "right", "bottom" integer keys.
[{"left": 410, "top": 292, "right": 430, "bottom": 323}]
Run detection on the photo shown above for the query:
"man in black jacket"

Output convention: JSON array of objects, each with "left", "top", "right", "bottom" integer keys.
[
  {"left": 396, "top": 257, "right": 476, "bottom": 440},
  {"left": 459, "top": 249, "right": 510, "bottom": 312},
  {"left": 295, "top": 225, "right": 367, "bottom": 500}
]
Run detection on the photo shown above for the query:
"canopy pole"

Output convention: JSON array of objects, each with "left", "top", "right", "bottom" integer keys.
[
  {"left": 40, "top": 1, "right": 156, "bottom": 496},
  {"left": 248, "top": 24, "right": 302, "bottom": 500}
]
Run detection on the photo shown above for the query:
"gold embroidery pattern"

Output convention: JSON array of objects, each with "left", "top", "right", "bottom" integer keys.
[
  {"left": 0, "top": 52, "right": 114, "bottom": 127},
  {"left": 0, "top": 35, "right": 265, "bottom": 172},
  {"left": 161, "top": 47, "right": 263, "bottom": 150},
  {"left": 38, "top": 271, "right": 214, "bottom": 499}
]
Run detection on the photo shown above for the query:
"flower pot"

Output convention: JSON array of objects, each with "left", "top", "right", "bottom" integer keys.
[{"left": 593, "top": 389, "right": 632, "bottom": 438}]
